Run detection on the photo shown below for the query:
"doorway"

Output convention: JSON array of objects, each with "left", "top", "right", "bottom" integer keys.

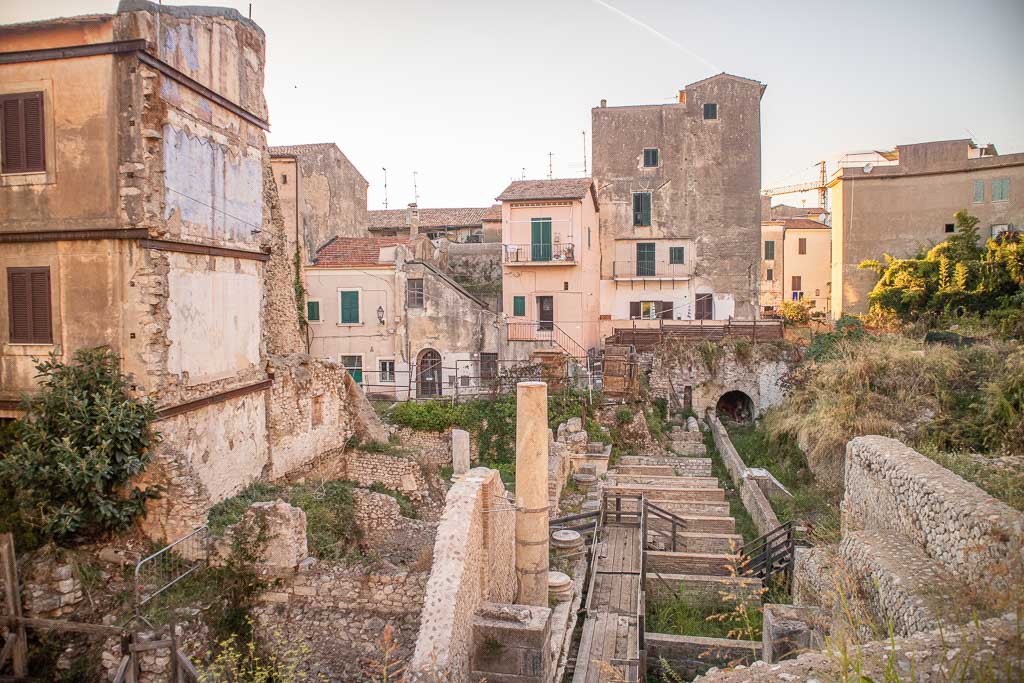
[
  {"left": 695, "top": 293, "right": 713, "bottom": 320},
  {"left": 537, "top": 296, "right": 554, "bottom": 331},
  {"left": 417, "top": 348, "right": 442, "bottom": 398},
  {"left": 716, "top": 390, "right": 754, "bottom": 423}
]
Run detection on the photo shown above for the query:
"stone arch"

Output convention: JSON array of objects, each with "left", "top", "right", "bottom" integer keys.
[
  {"left": 716, "top": 389, "right": 754, "bottom": 423},
  {"left": 417, "top": 348, "right": 442, "bottom": 398}
]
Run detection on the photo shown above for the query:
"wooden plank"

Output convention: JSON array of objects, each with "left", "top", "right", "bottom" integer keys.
[
  {"left": 1, "top": 535, "right": 27, "bottom": 677},
  {"left": 0, "top": 616, "right": 126, "bottom": 636},
  {"left": 111, "top": 655, "right": 130, "bottom": 683}
]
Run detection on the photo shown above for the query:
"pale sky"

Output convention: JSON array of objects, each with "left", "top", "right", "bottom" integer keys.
[{"left": 4, "top": 0, "right": 1024, "bottom": 210}]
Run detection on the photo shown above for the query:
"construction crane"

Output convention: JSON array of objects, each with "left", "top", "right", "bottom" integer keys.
[{"left": 761, "top": 160, "right": 828, "bottom": 213}]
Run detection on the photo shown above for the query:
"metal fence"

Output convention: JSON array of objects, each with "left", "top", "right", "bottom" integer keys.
[{"left": 134, "top": 526, "right": 210, "bottom": 615}]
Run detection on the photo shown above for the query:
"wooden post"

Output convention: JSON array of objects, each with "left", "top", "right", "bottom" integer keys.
[
  {"left": 1, "top": 533, "right": 28, "bottom": 677},
  {"left": 168, "top": 621, "right": 179, "bottom": 683}
]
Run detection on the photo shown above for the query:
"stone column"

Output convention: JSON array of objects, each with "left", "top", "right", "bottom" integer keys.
[
  {"left": 515, "top": 381, "right": 549, "bottom": 606},
  {"left": 452, "top": 429, "right": 470, "bottom": 475}
]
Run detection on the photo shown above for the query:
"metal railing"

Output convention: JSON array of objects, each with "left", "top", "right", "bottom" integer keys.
[
  {"left": 740, "top": 520, "right": 798, "bottom": 590},
  {"left": 134, "top": 526, "right": 210, "bottom": 614},
  {"left": 503, "top": 242, "right": 576, "bottom": 264},
  {"left": 612, "top": 260, "right": 694, "bottom": 279},
  {"left": 505, "top": 320, "right": 588, "bottom": 360},
  {"left": 645, "top": 500, "right": 690, "bottom": 552}
]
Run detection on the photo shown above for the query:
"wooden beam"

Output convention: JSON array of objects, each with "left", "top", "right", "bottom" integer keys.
[
  {"left": 0, "top": 535, "right": 27, "bottom": 677},
  {"left": 0, "top": 615, "right": 127, "bottom": 637}
]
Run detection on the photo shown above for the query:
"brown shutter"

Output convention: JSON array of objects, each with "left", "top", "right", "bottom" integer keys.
[
  {"left": 22, "top": 93, "right": 45, "bottom": 173},
  {"left": 8, "top": 271, "right": 30, "bottom": 343},
  {"left": 629, "top": 301, "right": 641, "bottom": 319},
  {"left": 792, "top": 276, "right": 802, "bottom": 291},
  {"left": 798, "top": 238, "right": 807, "bottom": 255},
  {"left": 660, "top": 301, "right": 673, "bottom": 319},
  {"left": 29, "top": 269, "right": 52, "bottom": 343},
  {"left": 1, "top": 97, "right": 24, "bottom": 173}
]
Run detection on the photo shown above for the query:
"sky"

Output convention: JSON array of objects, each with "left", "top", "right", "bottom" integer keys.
[{"left": 4, "top": 0, "right": 1024, "bottom": 210}]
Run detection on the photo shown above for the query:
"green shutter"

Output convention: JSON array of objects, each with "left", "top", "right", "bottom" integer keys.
[
  {"left": 633, "top": 193, "right": 651, "bottom": 226},
  {"left": 306, "top": 300, "right": 320, "bottom": 321},
  {"left": 764, "top": 240, "right": 775, "bottom": 260},
  {"left": 636, "top": 243, "right": 656, "bottom": 276},
  {"left": 340, "top": 291, "right": 359, "bottom": 323},
  {"left": 669, "top": 247, "right": 685, "bottom": 264},
  {"left": 531, "top": 218, "right": 552, "bottom": 261},
  {"left": 513, "top": 296, "right": 526, "bottom": 316},
  {"left": 973, "top": 180, "right": 985, "bottom": 203}
]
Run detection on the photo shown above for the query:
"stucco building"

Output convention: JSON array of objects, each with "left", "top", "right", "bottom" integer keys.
[
  {"left": 760, "top": 218, "right": 831, "bottom": 314},
  {"left": 592, "top": 73, "right": 766, "bottom": 327},
  {"left": 829, "top": 138, "right": 1024, "bottom": 315},
  {"left": 367, "top": 204, "right": 493, "bottom": 242},
  {"left": 496, "top": 178, "right": 601, "bottom": 361},
  {"left": 270, "top": 142, "right": 369, "bottom": 263},
  {"left": 0, "top": 0, "right": 370, "bottom": 540},
  {"left": 304, "top": 236, "right": 500, "bottom": 400}
]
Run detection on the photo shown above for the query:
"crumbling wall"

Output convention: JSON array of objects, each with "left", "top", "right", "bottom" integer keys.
[
  {"left": 408, "top": 468, "right": 515, "bottom": 680},
  {"left": 843, "top": 436, "right": 1024, "bottom": 592}
]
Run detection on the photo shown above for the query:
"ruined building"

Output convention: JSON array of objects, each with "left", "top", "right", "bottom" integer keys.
[
  {"left": 592, "top": 73, "right": 765, "bottom": 323},
  {"left": 829, "top": 138, "right": 1024, "bottom": 315},
  {"left": 270, "top": 142, "right": 370, "bottom": 262},
  {"left": 0, "top": 0, "right": 371, "bottom": 540}
]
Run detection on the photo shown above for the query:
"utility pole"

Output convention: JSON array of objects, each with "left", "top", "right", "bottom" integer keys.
[
  {"left": 382, "top": 167, "right": 388, "bottom": 209},
  {"left": 582, "top": 130, "right": 587, "bottom": 176},
  {"left": 413, "top": 171, "right": 419, "bottom": 204},
  {"left": 547, "top": 152, "right": 554, "bottom": 180}
]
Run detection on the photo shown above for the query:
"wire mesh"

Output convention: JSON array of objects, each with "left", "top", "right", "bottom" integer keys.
[{"left": 134, "top": 526, "right": 209, "bottom": 613}]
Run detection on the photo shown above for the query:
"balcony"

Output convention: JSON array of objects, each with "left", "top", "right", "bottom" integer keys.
[
  {"left": 612, "top": 260, "right": 693, "bottom": 281},
  {"left": 503, "top": 243, "right": 576, "bottom": 265}
]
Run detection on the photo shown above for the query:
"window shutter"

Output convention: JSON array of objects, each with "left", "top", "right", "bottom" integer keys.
[
  {"left": 22, "top": 93, "right": 44, "bottom": 172},
  {"left": 629, "top": 301, "right": 641, "bottom": 319},
  {"left": 660, "top": 301, "right": 673, "bottom": 319},
  {"left": 2, "top": 98, "right": 24, "bottom": 173},
  {"left": 29, "top": 269, "right": 51, "bottom": 342},
  {"left": 799, "top": 238, "right": 807, "bottom": 255},
  {"left": 513, "top": 296, "right": 526, "bottom": 317},
  {"left": 8, "top": 271, "right": 30, "bottom": 343},
  {"left": 341, "top": 291, "right": 359, "bottom": 323},
  {"left": 792, "top": 276, "right": 802, "bottom": 291},
  {"left": 1, "top": 93, "right": 45, "bottom": 174}
]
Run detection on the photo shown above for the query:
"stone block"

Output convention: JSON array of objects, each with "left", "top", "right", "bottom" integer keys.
[
  {"left": 452, "top": 429, "right": 471, "bottom": 474},
  {"left": 761, "top": 603, "right": 829, "bottom": 663},
  {"left": 471, "top": 602, "right": 552, "bottom": 681}
]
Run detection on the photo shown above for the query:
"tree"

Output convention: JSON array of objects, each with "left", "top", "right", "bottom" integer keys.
[{"left": 0, "top": 347, "right": 160, "bottom": 544}]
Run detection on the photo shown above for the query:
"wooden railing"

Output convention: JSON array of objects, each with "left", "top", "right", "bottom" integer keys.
[{"left": 506, "top": 320, "right": 588, "bottom": 360}]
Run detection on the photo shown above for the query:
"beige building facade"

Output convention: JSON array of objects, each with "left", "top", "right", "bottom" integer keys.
[
  {"left": 829, "top": 139, "right": 1024, "bottom": 315},
  {"left": 760, "top": 219, "right": 831, "bottom": 313}
]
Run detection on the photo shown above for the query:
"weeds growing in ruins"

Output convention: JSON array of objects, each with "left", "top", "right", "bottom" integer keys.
[{"left": 200, "top": 621, "right": 326, "bottom": 683}]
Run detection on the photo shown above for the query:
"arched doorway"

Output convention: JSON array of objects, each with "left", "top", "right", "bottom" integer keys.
[
  {"left": 417, "top": 348, "right": 442, "bottom": 399},
  {"left": 716, "top": 390, "right": 754, "bottom": 423}
]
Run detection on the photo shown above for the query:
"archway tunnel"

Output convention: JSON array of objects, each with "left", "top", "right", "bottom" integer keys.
[{"left": 716, "top": 390, "right": 754, "bottom": 424}]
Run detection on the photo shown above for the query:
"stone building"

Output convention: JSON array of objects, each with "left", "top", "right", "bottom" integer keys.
[
  {"left": 270, "top": 142, "right": 369, "bottom": 262},
  {"left": 496, "top": 178, "right": 601, "bottom": 360},
  {"left": 760, "top": 218, "right": 831, "bottom": 314},
  {"left": 828, "top": 138, "right": 1024, "bottom": 315},
  {"left": 367, "top": 203, "right": 493, "bottom": 242},
  {"left": 304, "top": 236, "right": 501, "bottom": 400},
  {"left": 0, "top": 0, "right": 369, "bottom": 540},
  {"left": 592, "top": 73, "right": 766, "bottom": 325}
]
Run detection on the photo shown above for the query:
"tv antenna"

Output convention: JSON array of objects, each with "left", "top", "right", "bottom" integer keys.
[
  {"left": 547, "top": 152, "right": 554, "bottom": 180},
  {"left": 382, "top": 167, "right": 388, "bottom": 209},
  {"left": 582, "top": 130, "right": 588, "bottom": 176},
  {"left": 413, "top": 171, "right": 419, "bottom": 204}
]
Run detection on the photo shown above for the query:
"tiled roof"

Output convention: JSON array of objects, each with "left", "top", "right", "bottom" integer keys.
[
  {"left": 496, "top": 178, "right": 594, "bottom": 202},
  {"left": 366, "top": 207, "right": 490, "bottom": 231},
  {"left": 312, "top": 237, "right": 409, "bottom": 267},
  {"left": 481, "top": 204, "right": 502, "bottom": 221},
  {"left": 778, "top": 218, "right": 830, "bottom": 231},
  {"left": 269, "top": 142, "right": 340, "bottom": 157},
  {"left": 770, "top": 204, "right": 829, "bottom": 220}
]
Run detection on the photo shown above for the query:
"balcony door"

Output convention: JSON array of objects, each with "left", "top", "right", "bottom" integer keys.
[
  {"left": 537, "top": 296, "right": 554, "bottom": 331},
  {"left": 531, "top": 218, "right": 552, "bottom": 262},
  {"left": 695, "top": 293, "right": 713, "bottom": 320},
  {"left": 636, "top": 243, "right": 656, "bottom": 276}
]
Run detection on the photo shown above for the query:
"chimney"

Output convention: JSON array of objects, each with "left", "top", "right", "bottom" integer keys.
[
  {"left": 406, "top": 202, "right": 419, "bottom": 237},
  {"left": 678, "top": 90, "right": 687, "bottom": 104},
  {"left": 599, "top": 99, "right": 607, "bottom": 108}
]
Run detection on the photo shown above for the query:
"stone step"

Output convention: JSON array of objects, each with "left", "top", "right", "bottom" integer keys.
[
  {"left": 648, "top": 514, "right": 736, "bottom": 535},
  {"left": 646, "top": 530, "right": 745, "bottom": 554},
  {"left": 644, "top": 573, "right": 763, "bottom": 603},
  {"left": 647, "top": 551, "right": 738, "bottom": 576},
  {"left": 618, "top": 456, "right": 713, "bottom": 477},
  {"left": 616, "top": 498, "right": 731, "bottom": 518},
  {"left": 840, "top": 529, "right": 961, "bottom": 637},
  {"left": 604, "top": 485, "right": 725, "bottom": 502},
  {"left": 670, "top": 443, "right": 708, "bottom": 457},
  {"left": 606, "top": 474, "right": 720, "bottom": 489}
]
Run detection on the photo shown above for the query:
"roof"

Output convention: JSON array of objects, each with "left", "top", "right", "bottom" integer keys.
[
  {"left": 0, "top": 13, "right": 112, "bottom": 34},
  {"left": 366, "top": 207, "right": 490, "bottom": 231},
  {"left": 481, "top": 204, "right": 502, "bottom": 222},
  {"left": 496, "top": 178, "right": 596, "bottom": 204},
  {"left": 685, "top": 72, "right": 767, "bottom": 97},
  {"left": 312, "top": 237, "right": 409, "bottom": 267},
  {"left": 269, "top": 143, "right": 367, "bottom": 185},
  {"left": 769, "top": 205, "right": 830, "bottom": 220},
  {"left": 763, "top": 218, "right": 830, "bottom": 231}
]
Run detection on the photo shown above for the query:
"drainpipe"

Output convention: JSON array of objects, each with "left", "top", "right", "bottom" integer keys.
[{"left": 514, "top": 381, "right": 549, "bottom": 606}]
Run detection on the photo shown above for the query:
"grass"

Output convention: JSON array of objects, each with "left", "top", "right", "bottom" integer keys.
[
  {"left": 703, "top": 430, "right": 759, "bottom": 544},
  {"left": 646, "top": 591, "right": 763, "bottom": 640},
  {"left": 368, "top": 483, "right": 416, "bottom": 519}
]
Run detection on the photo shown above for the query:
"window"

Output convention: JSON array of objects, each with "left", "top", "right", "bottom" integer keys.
[
  {"left": 563, "top": 281, "right": 569, "bottom": 291},
  {"left": 669, "top": 246, "right": 685, "bottom": 264},
  {"left": 973, "top": 179, "right": 985, "bottom": 203},
  {"left": 281, "top": 173, "right": 288, "bottom": 185},
  {"left": 643, "top": 148, "right": 659, "bottom": 167},
  {"left": 587, "top": 226, "right": 591, "bottom": 249},
  {"left": 1, "top": 92, "right": 46, "bottom": 174},
  {"left": 341, "top": 355, "right": 362, "bottom": 383},
  {"left": 798, "top": 237, "right": 807, "bottom": 255},
  {"left": 306, "top": 300, "right": 320, "bottom": 322},
  {"left": 992, "top": 178, "right": 1010, "bottom": 202},
  {"left": 379, "top": 359, "right": 395, "bottom": 383},
  {"left": 945, "top": 223, "right": 955, "bottom": 234},
  {"left": 480, "top": 353, "right": 498, "bottom": 382},
  {"left": 791, "top": 275, "right": 802, "bottom": 291},
  {"left": 629, "top": 301, "right": 672, "bottom": 320},
  {"left": 695, "top": 293, "right": 713, "bottom": 320},
  {"left": 636, "top": 243, "right": 656, "bottom": 276},
  {"left": 7, "top": 267, "right": 52, "bottom": 343},
  {"left": 703, "top": 102, "right": 718, "bottom": 120},
  {"left": 340, "top": 290, "right": 360, "bottom": 324},
  {"left": 531, "top": 217, "right": 552, "bottom": 261},
  {"left": 766, "top": 268, "right": 774, "bottom": 281},
  {"left": 513, "top": 295, "right": 526, "bottom": 317},
  {"left": 764, "top": 240, "right": 775, "bottom": 260},
  {"left": 633, "top": 192, "right": 651, "bottom": 226},
  {"left": 407, "top": 278, "right": 424, "bottom": 308}
]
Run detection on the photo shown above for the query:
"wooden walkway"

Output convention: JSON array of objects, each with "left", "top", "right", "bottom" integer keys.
[{"left": 572, "top": 523, "right": 645, "bottom": 683}]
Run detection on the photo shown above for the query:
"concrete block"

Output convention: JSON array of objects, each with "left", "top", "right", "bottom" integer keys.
[
  {"left": 762, "top": 603, "right": 829, "bottom": 663},
  {"left": 452, "top": 429, "right": 471, "bottom": 475}
]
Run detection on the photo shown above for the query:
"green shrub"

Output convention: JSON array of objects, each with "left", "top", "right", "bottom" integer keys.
[
  {"left": 615, "top": 407, "right": 633, "bottom": 425},
  {"left": 387, "top": 400, "right": 459, "bottom": 431},
  {"left": 369, "top": 482, "right": 417, "bottom": 519},
  {"left": 207, "top": 481, "right": 285, "bottom": 534},
  {"left": 0, "top": 348, "right": 160, "bottom": 546}
]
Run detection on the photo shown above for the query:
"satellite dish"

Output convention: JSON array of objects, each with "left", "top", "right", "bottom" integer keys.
[{"left": 863, "top": 163, "right": 874, "bottom": 173}]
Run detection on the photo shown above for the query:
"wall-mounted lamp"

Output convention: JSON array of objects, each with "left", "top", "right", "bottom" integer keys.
[{"left": 377, "top": 306, "right": 385, "bottom": 324}]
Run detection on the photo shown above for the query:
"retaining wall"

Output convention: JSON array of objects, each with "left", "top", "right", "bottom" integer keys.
[{"left": 707, "top": 414, "right": 781, "bottom": 536}]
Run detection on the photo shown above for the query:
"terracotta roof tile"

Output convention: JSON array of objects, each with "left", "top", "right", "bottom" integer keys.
[
  {"left": 781, "top": 218, "right": 830, "bottom": 231},
  {"left": 366, "top": 207, "right": 490, "bottom": 231},
  {"left": 482, "top": 204, "right": 502, "bottom": 221},
  {"left": 497, "top": 178, "right": 594, "bottom": 202},
  {"left": 312, "top": 237, "right": 409, "bottom": 267}
]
